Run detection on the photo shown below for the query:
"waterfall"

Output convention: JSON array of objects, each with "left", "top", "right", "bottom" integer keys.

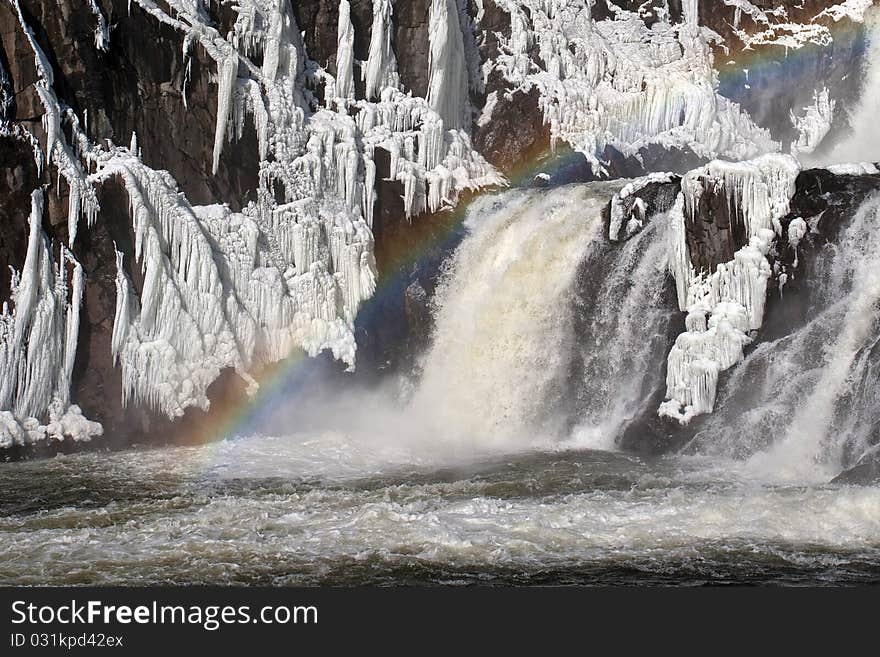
[
  {"left": 417, "top": 177, "right": 880, "bottom": 482},
  {"left": 241, "top": 175, "right": 878, "bottom": 485},
  {"left": 254, "top": 180, "right": 678, "bottom": 464},
  {"left": 567, "top": 220, "right": 678, "bottom": 450},
  {"left": 686, "top": 193, "right": 880, "bottom": 482},
  {"left": 407, "top": 184, "right": 618, "bottom": 451},
  {"left": 407, "top": 181, "right": 678, "bottom": 454}
]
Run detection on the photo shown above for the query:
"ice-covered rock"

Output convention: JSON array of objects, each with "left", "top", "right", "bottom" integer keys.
[
  {"left": 0, "top": 0, "right": 504, "bottom": 430},
  {"left": 660, "top": 154, "right": 800, "bottom": 424},
  {"left": 0, "top": 190, "right": 102, "bottom": 444},
  {"left": 490, "top": 1, "right": 778, "bottom": 173}
]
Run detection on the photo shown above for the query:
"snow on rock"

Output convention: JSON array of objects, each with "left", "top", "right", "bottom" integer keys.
[
  {"left": 724, "top": 0, "right": 874, "bottom": 50},
  {"left": 827, "top": 162, "right": 880, "bottom": 175},
  {"left": 490, "top": 1, "right": 778, "bottom": 173},
  {"left": 732, "top": 22, "right": 834, "bottom": 51},
  {"left": 817, "top": 1, "right": 876, "bottom": 24},
  {"left": 722, "top": 0, "right": 784, "bottom": 28},
  {"left": 0, "top": 190, "right": 102, "bottom": 447},
  {"left": 660, "top": 154, "right": 800, "bottom": 424}
]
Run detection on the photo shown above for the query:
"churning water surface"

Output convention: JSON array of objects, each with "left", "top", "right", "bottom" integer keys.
[{"left": 1, "top": 437, "right": 879, "bottom": 586}]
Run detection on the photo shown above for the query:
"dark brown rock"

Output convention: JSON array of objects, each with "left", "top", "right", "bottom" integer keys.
[{"left": 685, "top": 174, "right": 749, "bottom": 276}]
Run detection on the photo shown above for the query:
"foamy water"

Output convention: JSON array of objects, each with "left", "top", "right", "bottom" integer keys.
[{"left": 0, "top": 438, "right": 878, "bottom": 586}]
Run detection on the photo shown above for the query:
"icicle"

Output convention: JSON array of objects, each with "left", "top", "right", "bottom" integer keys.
[
  {"left": 683, "top": 0, "right": 699, "bottom": 25},
  {"left": 427, "top": 0, "right": 470, "bottom": 130},
  {"left": 0, "top": 189, "right": 101, "bottom": 443},
  {"left": 262, "top": 0, "right": 304, "bottom": 83},
  {"left": 86, "top": 0, "right": 110, "bottom": 51},
  {"left": 212, "top": 50, "right": 239, "bottom": 175},
  {"left": 11, "top": 191, "right": 45, "bottom": 349},
  {"left": 335, "top": 0, "right": 356, "bottom": 101},
  {"left": 111, "top": 248, "right": 134, "bottom": 365},
  {"left": 362, "top": 152, "right": 376, "bottom": 228},
  {"left": 59, "top": 248, "right": 83, "bottom": 407},
  {"left": 364, "top": 0, "right": 400, "bottom": 100},
  {"left": 12, "top": 0, "right": 99, "bottom": 244},
  {"left": 790, "top": 88, "right": 835, "bottom": 157},
  {"left": 490, "top": 1, "right": 778, "bottom": 172}
]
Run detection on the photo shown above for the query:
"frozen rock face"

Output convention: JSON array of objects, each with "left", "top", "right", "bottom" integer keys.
[
  {"left": 665, "top": 155, "right": 815, "bottom": 424},
  {"left": 0, "top": 0, "right": 503, "bottom": 453},
  {"left": 619, "top": 164, "right": 880, "bottom": 454},
  {"left": 0, "top": 0, "right": 874, "bottom": 455}
]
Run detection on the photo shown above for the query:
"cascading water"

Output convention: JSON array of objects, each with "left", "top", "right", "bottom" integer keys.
[
  {"left": 407, "top": 183, "right": 622, "bottom": 452},
  {"left": 686, "top": 193, "right": 880, "bottom": 483},
  {"left": 237, "top": 182, "right": 635, "bottom": 464},
  {"left": 5, "top": 0, "right": 880, "bottom": 591},
  {"left": 567, "top": 219, "right": 678, "bottom": 450}
]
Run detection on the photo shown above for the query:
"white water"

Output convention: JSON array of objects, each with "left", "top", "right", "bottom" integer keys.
[
  {"left": 242, "top": 184, "right": 625, "bottom": 468},
  {"left": 569, "top": 220, "right": 673, "bottom": 449},
  {"left": 408, "top": 184, "right": 619, "bottom": 453},
  {"left": 259, "top": 180, "right": 880, "bottom": 484},
  {"left": 2, "top": 439, "right": 879, "bottom": 586},
  {"left": 689, "top": 194, "right": 880, "bottom": 483},
  {"left": 747, "top": 197, "right": 880, "bottom": 480}
]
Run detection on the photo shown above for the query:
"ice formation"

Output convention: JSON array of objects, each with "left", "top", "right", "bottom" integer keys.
[
  {"left": 86, "top": 0, "right": 110, "bottom": 51},
  {"left": 0, "top": 0, "right": 504, "bottom": 434},
  {"left": 10, "top": 0, "right": 99, "bottom": 245},
  {"left": 427, "top": 0, "right": 471, "bottom": 131},
  {"left": 660, "top": 154, "right": 800, "bottom": 424},
  {"left": 732, "top": 21, "right": 834, "bottom": 51},
  {"left": 488, "top": 0, "right": 778, "bottom": 173},
  {"left": 0, "top": 191, "right": 102, "bottom": 447},
  {"left": 817, "top": 1, "right": 876, "bottom": 24},
  {"left": 608, "top": 172, "right": 675, "bottom": 241},
  {"left": 827, "top": 162, "right": 880, "bottom": 175},
  {"left": 335, "top": 0, "right": 356, "bottom": 101},
  {"left": 4, "top": 0, "right": 871, "bottom": 445},
  {"left": 787, "top": 216, "right": 808, "bottom": 268},
  {"left": 721, "top": 0, "right": 875, "bottom": 51},
  {"left": 791, "top": 88, "right": 835, "bottom": 157},
  {"left": 364, "top": 0, "right": 400, "bottom": 100}
]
